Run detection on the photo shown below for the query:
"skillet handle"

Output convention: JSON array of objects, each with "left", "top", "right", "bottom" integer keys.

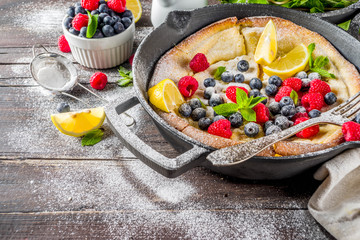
[
  {"left": 105, "top": 90, "right": 210, "bottom": 178},
  {"left": 348, "top": 12, "right": 360, "bottom": 39}
]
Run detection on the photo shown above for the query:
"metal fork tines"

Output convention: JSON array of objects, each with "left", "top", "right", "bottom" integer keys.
[{"left": 206, "top": 91, "right": 360, "bottom": 166}]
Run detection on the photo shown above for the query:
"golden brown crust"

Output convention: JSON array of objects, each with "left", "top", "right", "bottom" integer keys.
[{"left": 150, "top": 16, "right": 360, "bottom": 156}]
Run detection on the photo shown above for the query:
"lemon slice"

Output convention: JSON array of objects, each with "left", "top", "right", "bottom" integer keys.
[
  {"left": 263, "top": 43, "right": 310, "bottom": 79},
  {"left": 51, "top": 107, "right": 105, "bottom": 137},
  {"left": 148, "top": 79, "right": 184, "bottom": 113},
  {"left": 126, "top": 0, "right": 142, "bottom": 23},
  {"left": 254, "top": 20, "right": 278, "bottom": 66}
]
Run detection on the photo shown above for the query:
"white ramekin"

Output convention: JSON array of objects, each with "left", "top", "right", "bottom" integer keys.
[{"left": 62, "top": 17, "right": 135, "bottom": 69}]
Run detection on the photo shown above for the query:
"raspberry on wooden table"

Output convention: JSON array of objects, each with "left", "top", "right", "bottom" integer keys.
[
  {"left": 178, "top": 76, "right": 198, "bottom": 98},
  {"left": 58, "top": 35, "right": 71, "bottom": 53},
  {"left": 189, "top": 53, "right": 210, "bottom": 73},
  {"left": 90, "top": 72, "right": 108, "bottom": 90},
  {"left": 208, "top": 119, "right": 232, "bottom": 139},
  {"left": 342, "top": 121, "right": 360, "bottom": 141},
  {"left": 301, "top": 92, "right": 324, "bottom": 111},
  {"left": 294, "top": 117, "right": 319, "bottom": 138}
]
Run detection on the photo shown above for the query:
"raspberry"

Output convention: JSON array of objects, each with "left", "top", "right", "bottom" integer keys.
[
  {"left": 208, "top": 119, "right": 232, "bottom": 139},
  {"left": 342, "top": 121, "right": 360, "bottom": 141},
  {"left": 189, "top": 53, "right": 210, "bottom": 73},
  {"left": 294, "top": 117, "right": 319, "bottom": 138},
  {"left": 72, "top": 13, "right": 89, "bottom": 31},
  {"left": 90, "top": 72, "right": 108, "bottom": 90},
  {"left": 253, "top": 103, "right": 270, "bottom": 123},
  {"left": 282, "top": 77, "right": 302, "bottom": 92},
  {"left": 274, "top": 86, "right": 293, "bottom": 102},
  {"left": 129, "top": 54, "right": 134, "bottom": 66},
  {"left": 309, "top": 79, "right": 331, "bottom": 96},
  {"left": 225, "top": 86, "right": 248, "bottom": 103},
  {"left": 107, "top": 0, "right": 126, "bottom": 13},
  {"left": 178, "top": 76, "right": 198, "bottom": 98},
  {"left": 58, "top": 35, "right": 71, "bottom": 53},
  {"left": 291, "top": 112, "right": 309, "bottom": 122},
  {"left": 301, "top": 93, "right": 324, "bottom": 111},
  {"left": 81, "top": 0, "right": 99, "bottom": 10}
]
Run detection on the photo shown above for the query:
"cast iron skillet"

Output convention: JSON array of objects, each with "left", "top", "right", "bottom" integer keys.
[
  {"left": 105, "top": 4, "right": 360, "bottom": 180},
  {"left": 314, "top": 0, "right": 360, "bottom": 23}
]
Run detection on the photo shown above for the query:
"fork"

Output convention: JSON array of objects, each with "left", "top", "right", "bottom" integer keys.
[{"left": 206, "top": 91, "right": 360, "bottom": 166}]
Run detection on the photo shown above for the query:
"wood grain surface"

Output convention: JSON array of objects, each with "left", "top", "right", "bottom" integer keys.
[{"left": 0, "top": 0, "right": 336, "bottom": 239}]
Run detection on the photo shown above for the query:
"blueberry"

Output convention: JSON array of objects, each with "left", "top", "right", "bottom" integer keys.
[
  {"left": 57, "top": 102, "right": 70, "bottom": 113},
  {"left": 237, "top": 60, "right": 249, "bottom": 72},
  {"left": 296, "top": 106, "right": 306, "bottom": 113},
  {"left": 189, "top": 98, "right": 202, "bottom": 110},
  {"left": 92, "top": 29, "right": 104, "bottom": 38},
  {"left": 103, "top": 16, "right": 115, "bottom": 26},
  {"left": 64, "top": 17, "right": 73, "bottom": 29},
  {"left": 121, "top": 17, "right": 132, "bottom": 29},
  {"left": 122, "top": 10, "right": 133, "bottom": 19},
  {"left": 275, "top": 116, "right": 292, "bottom": 130},
  {"left": 264, "top": 120, "right": 274, "bottom": 131},
  {"left": 209, "top": 94, "right": 223, "bottom": 107},
  {"left": 324, "top": 92, "right": 337, "bottom": 105},
  {"left": 228, "top": 112, "right": 243, "bottom": 128},
  {"left": 198, "top": 117, "right": 212, "bottom": 130},
  {"left": 279, "top": 96, "right": 294, "bottom": 108},
  {"left": 355, "top": 112, "right": 360, "bottom": 124},
  {"left": 296, "top": 71, "right": 307, "bottom": 79},
  {"left": 204, "top": 87, "right": 215, "bottom": 100},
  {"left": 109, "top": 10, "right": 116, "bottom": 17},
  {"left": 249, "top": 78, "right": 262, "bottom": 90},
  {"left": 79, "top": 26, "right": 87, "bottom": 38},
  {"left": 301, "top": 78, "right": 311, "bottom": 91},
  {"left": 244, "top": 122, "right": 259, "bottom": 137},
  {"left": 308, "top": 109, "right": 321, "bottom": 118},
  {"left": 113, "top": 22, "right": 125, "bottom": 34},
  {"left": 221, "top": 71, "right": 234, "bottom": 82},
  {"left": 191, "top": 108, "right": 206, "bottom": 121},
  {"left": 99, "top": 13, "right": 109, "bottom": 23},
  {"left": 234, "top": 73, "right": 245, "bottom": 83},
  {"left": 213, "top": 115, "right": 226, "bottom": 122},
  {"left": 309, "top": 72, "right": 321, "bottom": 80},
  {"left": 268, "top": 75, "right": 282, "bottom": 87},
  {"left": 102, "top": 25, "right": 115, "bottom": 37},
  {"left": 112, "top": 15, "right": 121, "bottom": 23},
  {"left": 179, "top": 103, "right": 192, "bottom": 117},
  {"left": 204, "top": 78, "right": 216, "bottom": 87},
  {"left": 249, "top": 89, "right": 260, "bottom": 98},
  {"left": 67, "top": 6, "right": 75, "bottom": 17},
  {"left": 269, "top": 102, "right": 281, "bottom": 115},
  {"left": 75, "top": 6, "right": 86, "bottom": 14},
  {"left": 99, "top": 22, "right": 106, "bottom": 29},
  {"left": 74, "top": 2, "right": 82, "bottom": 7},
  {"left": 266, "top": 125, "right": 282, "bottom": 136},
  {"left": 69, "top": 27, "right": 80, "bottom": 35},
  {"left": 260, "top": 95, "right": 268, "bottom": 105},
  {"left": 99, "top": 0, "right": 106, "bottom": 4},
  {"left": 99, "top": 3, "right": 109, "bottom": 13},
  {"left": 265, "top": 84, "right": 278, "bottom": 96},
  {"left": 281, "top": 105, "right": 296, "bottom": 117}
]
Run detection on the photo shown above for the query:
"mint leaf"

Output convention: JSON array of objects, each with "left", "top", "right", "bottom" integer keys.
[
  {"left": 213, "top": 103, "right": 239, "bottom": 117},
  {"left": 214, "top": 66, "right": 226, "bottom": 80},
  {"left": 86, "top": 11, "right": 99, "bottom": 38},
  {"left": 248, "top": 96, "right": 267, "bottom": 109},
  {"left": 290, "top": 90, "right": 299, "bottom": 105},
  {"left": 236, "top": 88, "right": 248, "bottom": 108},
  {"left": 240, "top": 108, "right": 256, "bottom": 122},
  {"left": 308, "top": 43, "right": 316, "bottom": 68},
  {"left": 197, "top": 97, "right": 207, "bottom": 109},
  {"left": 311, "top": 67, "right": 336, "bottom": 79},
  {"left": 82, "top": 129, "right": 104, "bottom": 146},
  {"left": 117, "top": 66, "right": 133, "bottom": 87},
  {"left": 313, "top": 56, "right": 329, "bottom": 69},
  {"left": 338, "top": 20, "right": 351, "bottom": 31}
]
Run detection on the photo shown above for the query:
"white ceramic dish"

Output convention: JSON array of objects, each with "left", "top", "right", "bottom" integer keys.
[{"left": 62, "top": 17, "right": 135, "bottom": 69}]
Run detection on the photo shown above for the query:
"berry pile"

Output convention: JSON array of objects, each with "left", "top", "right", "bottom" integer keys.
[
  {"left": 175, "top": 53, "right": 342, "bottom": 140},
  {"left": 64, "top": 0, "right": 133, "bottom": 38}
]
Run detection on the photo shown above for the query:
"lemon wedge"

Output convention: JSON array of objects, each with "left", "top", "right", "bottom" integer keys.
[
  {"left": 263, "top": 43, "right": 310, "bottom": 79},
  {"left": 126, "top": 0, "right": 142, "bottom": 23},
  {"left": 148, "top": 79, "right": 184, "bottom": 113},
  {"left": 254, "top": 20, "right": 278, "bottom": 66},
  {"left": 51, "top": 107, "right": 105, "bottom": 137}
]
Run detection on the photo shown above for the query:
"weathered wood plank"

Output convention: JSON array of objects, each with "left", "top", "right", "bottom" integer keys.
[
  {"left": 0, "top": 210, "right": 334, "bottom": 239},
  {"left": 0, "top": 159, "right": 321, "bottom": 213}
]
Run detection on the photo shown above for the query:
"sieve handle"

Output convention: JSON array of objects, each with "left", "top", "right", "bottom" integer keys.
[
  {"left": 32, "top": 44, "right": 49, "bottom": 58},
  {"left": 105, "top": 91, "right": 210, "bottom": 178}
]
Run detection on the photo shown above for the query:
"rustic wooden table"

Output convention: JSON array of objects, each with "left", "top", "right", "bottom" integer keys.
[{"left": 0, "top": 0, "right": 339, "bottom": 239}]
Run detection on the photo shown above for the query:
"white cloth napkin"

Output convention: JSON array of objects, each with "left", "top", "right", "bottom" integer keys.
[{"left": 308, "top": 148, "right": 360, "bottom": 240}]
